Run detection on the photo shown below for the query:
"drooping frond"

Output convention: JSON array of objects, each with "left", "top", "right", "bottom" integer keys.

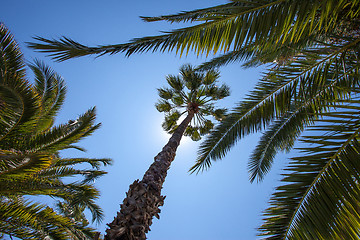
[
  {"left": 0, "top": 24, "right": 38, "bottom": 145},
  {"left": 0, "top": 176, "right": 65, "bottom": 196},
  {"left": 64, "top": 183, "right": 104, "bottom": 223},
  {"left": 140, "top": 2, "right": 238, "bottom": 23},
  {"left": 191, "top": 38, "right": 360, "bottom": 174},
  {"left": 27, "top": 36, "right": 114, "bottom": 61},
  {"left": 248, "top": 104, "right": 316, "bottom": 183},
  {"left": 55, "top": 201, "right": 97, "bottom": 239},
  {"left": 0, "top": 24, "right": 110, "bottom": 238},
  {"left": 197, "top": 49, "right": 257, "bottom": 70},
  {"left": 198, "top": 37, "right": 316, "bottom": 70},
  {"left": 259, "top": 99, "right": 360, "bottom": 239},
  {"left": 0, "top": 153, "right": 53, "bottom": 178},
  {"left": 0, "top": 23, "right": 25, "bottom": 79},
  {"left": 1, "top": 175, "right": 104, "bottom": 224},
  {"left": 27, "top": 107, "right": 100, "bottom": 153},
  {"left": 53, "top": 158, "right": 112, "bottom": 169},
  {"left": 28, "top": 0, "right": 360, "bottom": 61},
  {"left": 34, "top": 165, "right": 107, "bottom": 184},
  {"left": 29, "top": 60, "right": 66, "bottom": 132},
  {"left": 0, "top": 198, "right": 73, "bottom": 239},
  {"left": 0, "top": 176, "right": 104, "bottom": 225}
]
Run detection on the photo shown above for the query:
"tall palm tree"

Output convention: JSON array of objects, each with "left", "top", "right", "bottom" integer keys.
[
  {"left": 105, "top": 64, "right": 229, "bottom": 240},
  {"left": 27, "top": 1, "right": 360, "bottom": 238},
  {"left": 0, "top": 23, "right": 112, "bottom": 239}
]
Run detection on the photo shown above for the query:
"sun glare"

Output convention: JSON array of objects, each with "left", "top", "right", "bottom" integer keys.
[
  {"left": 151, "top": 114, "right": 192, "bottom": 147},
  {"left": 157, "top": 124, "right": 192, "bottom": 146}
]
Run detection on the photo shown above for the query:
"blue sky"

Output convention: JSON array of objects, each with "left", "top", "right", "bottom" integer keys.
[{"left": 2, "top": 1, "right": 288, "bottom": 239}]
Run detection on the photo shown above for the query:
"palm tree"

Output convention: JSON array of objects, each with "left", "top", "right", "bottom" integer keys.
[
  {"left": 0, "top": 23, "right": 112, "bottom": 239},
  {"left": 105, "top": 64, "right": 229, "bottom": 240},
  {"left": 27, "top": 1, "right": 360, "bottom": 238}
]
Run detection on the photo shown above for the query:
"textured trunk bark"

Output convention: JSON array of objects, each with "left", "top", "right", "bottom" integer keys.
[{"left": 105, "top": 111, "right": 194, "bottom": 240}]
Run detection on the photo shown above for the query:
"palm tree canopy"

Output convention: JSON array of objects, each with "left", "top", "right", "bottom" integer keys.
[
  {"left": 28, "top": 0, "right": 359, "bottom": 63},
  {"left": 156, "top": 64, "right": 229, "bottom": 141},
  {"left": 28, "top": 0, "right": 360, "bottom": 180},
  {"left": 25, "top": 2, "right": 360, "bottom": 239},
  {"left": 0, "top": 23, "right": 112, "bottom": 239}
]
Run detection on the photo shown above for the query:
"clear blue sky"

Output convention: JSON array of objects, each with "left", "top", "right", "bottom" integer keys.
[{"left": 2, "top": 1, "right": 288, "bottom": 239}]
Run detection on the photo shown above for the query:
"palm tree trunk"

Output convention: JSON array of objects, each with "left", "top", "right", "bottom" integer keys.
[{"left": 105, "top": 111, "right": 194, "bottom": 240}]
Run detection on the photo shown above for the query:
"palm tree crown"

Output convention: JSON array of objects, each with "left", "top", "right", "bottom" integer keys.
[
  {"left": 0, "top": 23, "right": 112, "bottom": 240},
  {"left": 156, "top": 64, "right": 229, "bottom": 141}
]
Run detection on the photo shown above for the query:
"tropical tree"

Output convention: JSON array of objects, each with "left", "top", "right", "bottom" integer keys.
[
  {"left": 105, "top": 64, "right": 229, "bottom": 240},
  {"left": 0, "top": 23, "right": 112, "bottom": 239},
  {"left": 27, "top": 0, "right": 360, "bottom": 238}
]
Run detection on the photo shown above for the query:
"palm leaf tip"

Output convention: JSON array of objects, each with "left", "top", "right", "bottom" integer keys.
[
  {"left": 189, "top": 150, "right": 213, "bottom": 174},
  {"left": 27, "top": 36, "right": 105, "bottom": 62}
]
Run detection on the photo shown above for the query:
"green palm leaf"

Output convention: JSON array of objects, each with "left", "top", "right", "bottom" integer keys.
[
  {"left": 259, "top": 100, "right": 360, "bottom": 239},
  {"left": 29, "top": 60, "right": 66, "bottom": 132},
  {"left": 28, "top": 0, "right": 359, "bottom": 61},
  {"left": 27, "top": 107, "right": 100, "bottom": 153},
  {"left": 0, "top": 153, "right": 52, "bottom": 177},
  {"left": 0, "top": 198, "right": 73, "bottom": 240},
  {"left": 0, "top": 23, "right": 25, "bottom": 79},
  {"left": 248, "top": 106, "right": 315, "bottom": 183},
  {"left": 191, "top": 39, "right": 360, "bottom": 176},
  {"left": 0, "top": 23, "right": 111, "bottom": 239},
  {"left": 54, "top": 157, "right": 112, "bottom": 169}
]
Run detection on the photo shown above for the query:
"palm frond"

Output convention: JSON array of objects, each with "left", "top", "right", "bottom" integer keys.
[
  {"left": 248, "top": 105, "right": 316, "bottom": 183},
  {"left": 259, "top": 100, "right": 360, "bottom": 239},
  {"left": 35, "top": 166, "right": 107, "bottom": 183},
  {"left": 191, "top": 39, "right": 360, "bottom": 174},
  {"left": 28, "top": 0, "right": 359, "bottom": 60},
  {"left": 28, "top": 107, "right": 100, "bottom": 153},
  {"left": 0, "top": 198, "right": 73, "bottom": 240},
  {"left": 54, "top": 158, "right": 112, "bottom": 169},
  {"left": 1, "top": 177, "right": 104, "bottom": 224},
  {"left": 0, "top": 153, "right": 52, "bottom": 179},
  {"left": 0, "top": 24, "right": 109, "bottom": 238},
  {"left": 0, "top": 24, "right": 38, "bottom": 142},
  {"left": 198, "top": 37, "right": 317, "bottom": 70},
  {"left": 198, "top": 49, "right": 257, "bottom": 70},
  {"left": 27, "top": 36, "right": 113, "bottom": 61},
  {"left": 0, "top": 23, "right": 25, "bottom": 79},
  {"left": 55, "top": 201, "right": 98, "bottom": 239},
  {"left": 66, "top": 183, "right": 103, "bottom": 223},
  {"left": 29, "top": 60, "right": 66, "bottom": 133},
  {"left": 155, "top": 100, "right": 173, "bottom": 113},
  {"left": 0, "top": 177, "right": 64, "bottom": 196},
  {"left": 140, "top": 2, "right": 239, "bottom": 23}
]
